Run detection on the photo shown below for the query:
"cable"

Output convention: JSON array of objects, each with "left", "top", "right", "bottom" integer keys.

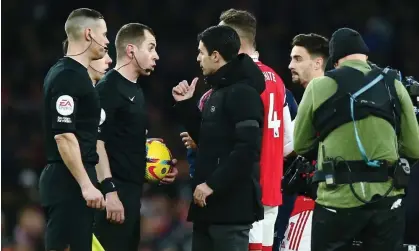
[
  {"left": 334, "top": 156, "right": 394, "bottom": 204},
  {"left": 116, "top": 52, "right": 153, "bottom": 74},
  {"left": 66, "top": 34, "right": 108, "bottom": 57},
  {"left": 66, "top": 39, "right": 93, "bottom": 57}
]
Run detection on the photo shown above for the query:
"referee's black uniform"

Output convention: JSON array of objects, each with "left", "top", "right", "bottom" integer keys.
[
  {"left": 94, "top": 69, "right": 147, "bottom": 251},
  {"left": 40, "top": 57, "right": 101, "bottom": 250}
]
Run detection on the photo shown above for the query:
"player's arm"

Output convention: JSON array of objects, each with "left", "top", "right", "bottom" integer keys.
[
  {"left": 95, "top": 81, "right": 121, "bottom": 192},
  {"left": 395, "top": 80, "right": 419, "bottom": 160},
  {"left": 283, "top": 95, "right": 294, "bottom": 156},
  {"left": 95, "top": 81, "right": 125, "bottom": 223},
  {"left": 96, "top": 140, "right": 112, "bottom": 181},
  {"left": 206, "top": 85, "right": 263, "bottom": 192},
  {"left": 293, "top": 79, "right": 318, "bottom": 156},
  {"left": 52, "top": 72, "right": 93, "bottom": 190},
  {"left": 55, "top": 133, "right": 92, "bottom": 188},
  {"left": 286, "top": 89, "right": 299, "bottom": 120}
]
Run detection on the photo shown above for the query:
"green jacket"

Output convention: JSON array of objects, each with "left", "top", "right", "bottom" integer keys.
[{"left": 294, "top": 60, "right": 419, "bottom": 208}]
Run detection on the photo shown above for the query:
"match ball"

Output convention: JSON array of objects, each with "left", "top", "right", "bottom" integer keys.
[{"left": 145, "top": 139, "right": 172, "bottom": 182}]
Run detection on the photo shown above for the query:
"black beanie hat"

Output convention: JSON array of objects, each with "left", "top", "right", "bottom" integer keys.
[{"left": 329, "top": 28, "right": 369, "bottom": 67}]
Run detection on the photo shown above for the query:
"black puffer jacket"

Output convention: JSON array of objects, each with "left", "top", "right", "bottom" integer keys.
[{"left": 175, "top": 54, "right": 266, "bottom": 224}]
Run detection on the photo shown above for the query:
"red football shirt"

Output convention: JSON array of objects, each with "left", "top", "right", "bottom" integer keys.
[{"left": 255, "top": 59, "right": 287, "bottom": 206}]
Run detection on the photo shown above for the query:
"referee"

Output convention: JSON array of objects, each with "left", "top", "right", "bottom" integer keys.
[
  {"left": 94, "top": 23, "right": 178, "bottom": 251},
  {"left": 40, "top": 8, "right": 109, "bottom": 251}
]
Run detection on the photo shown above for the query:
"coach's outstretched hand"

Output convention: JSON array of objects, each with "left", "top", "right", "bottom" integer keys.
[
  {"left": 105, "top": 192, "right": 125, "bottom": 224},
  {"left": 172, "top": 77, "right": 198, "bottom": 102},
  {"left": 160, "top": 159, "right": 179, "bottom": 184},
  {"left": 81, "top": 184, "right": 106, "bottom": 209}
]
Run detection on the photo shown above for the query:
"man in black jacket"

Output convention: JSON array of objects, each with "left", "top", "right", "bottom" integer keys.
[{"left": 172, "top": 25, "right": 265, "bottom": 251}]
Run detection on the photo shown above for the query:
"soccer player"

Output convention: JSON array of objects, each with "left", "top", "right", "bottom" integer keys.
[
  {"left": 93, "top": 23, "right": 178, "bottom": 251},
  {"left": 280, "top": 33, "right": 329, "bottom": 251},
  {"left": 62, "top": 39, "right": 113, "bottom": 86},
  {"left": 40, "top": 8, "right": 109, "bottom": 251},
  {"left": 218, "top": 9, "right": 293, "bottom": 251}
]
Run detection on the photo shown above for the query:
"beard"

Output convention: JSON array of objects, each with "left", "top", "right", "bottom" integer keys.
[
  {"left": 291, "top": 73, "right": 302, "bottom": 84},
  {"left": 291, "top": 71, "right": 310, "bottom": 87}
]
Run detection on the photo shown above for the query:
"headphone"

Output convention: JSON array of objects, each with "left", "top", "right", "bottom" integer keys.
[{"left": 65, "top": 33, "right": 109, "bottom": 74}]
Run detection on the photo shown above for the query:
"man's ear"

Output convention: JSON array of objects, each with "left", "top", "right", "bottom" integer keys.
[
  {"left": 315, "top": 57, "right": 323, "bottom": 71},
  {"left": 211, "top": 51, "right": 220, "bottom": 63}
]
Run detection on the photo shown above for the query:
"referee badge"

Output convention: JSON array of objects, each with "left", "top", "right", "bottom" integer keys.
[{"left": 56, "top": 95, "right": 74, "bottom": 116}]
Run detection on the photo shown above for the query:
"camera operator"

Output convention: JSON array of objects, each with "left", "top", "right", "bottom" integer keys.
[
  {"left": 277, "top": 33, "right": 329, "bottom": 251},
  {"left": 293, "top": 28, "right": 419, "bottom": 251},
  {"left": 401, "top": 75, "right": 419, "bottom": 246}
]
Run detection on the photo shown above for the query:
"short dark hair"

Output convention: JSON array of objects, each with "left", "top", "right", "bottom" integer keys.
[
  {"left": 65, "top": 8, "right": 104, "bottom": 39},
  {"left": 219, "top": 9, "right": 257, "bottom": 47},
  {"left": 115, "top": 23, "right": 155, "bottom": 59},
  {"left": 197, "top": 25, "right": 240, "bottom": 62},
  {"left": 67, "top": 8, "right": 103, "bottom": 21},
  {"left": 62, "top": 39, "right": 68, "bottom": 54},
  {"left": 292, "top": 33, "right": 329, "bottom": 59}
]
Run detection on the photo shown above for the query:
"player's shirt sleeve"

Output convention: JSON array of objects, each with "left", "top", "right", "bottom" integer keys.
[
  {"left": 294, "top": 79, "right": 318, "bottom": 155},
  {"left": 283, "top": 105, "right": 294, "bottom": 156},
  {"left": 286, "top": 89, "right": 299, "bottom": 119},
  {"left": 50, "top": 71, "right": 86, "bottom": 133},
  {"left": 395, "top": 80, "right": 419, "bottom": 159},
  {"left": 96, "top": 81, "right": 120, "bottom": 142},
  {"left": 206, "top": 85, "right": 263, "bottom": 192}
]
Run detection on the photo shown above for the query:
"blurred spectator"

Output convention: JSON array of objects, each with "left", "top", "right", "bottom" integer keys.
[{"left": 13, "top": 206, "right": 45, "bottom": 251}]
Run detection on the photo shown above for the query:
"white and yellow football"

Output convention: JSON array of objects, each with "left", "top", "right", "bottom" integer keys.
[{"left": 145, "top": 139, "right": 172, "bottom": 182}]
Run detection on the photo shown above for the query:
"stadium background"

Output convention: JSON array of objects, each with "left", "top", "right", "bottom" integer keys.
[{"left": 1, "top": 0, "right": 418, "bottom": 250}]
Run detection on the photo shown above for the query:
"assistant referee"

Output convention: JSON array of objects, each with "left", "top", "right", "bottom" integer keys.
[{"left": 40, "top": 8, "right": 109, "bottom": 251}]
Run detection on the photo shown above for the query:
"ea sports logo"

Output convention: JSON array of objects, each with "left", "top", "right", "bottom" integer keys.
[{"left": 56, "top": 95, "right": 74, "bottom": 116}]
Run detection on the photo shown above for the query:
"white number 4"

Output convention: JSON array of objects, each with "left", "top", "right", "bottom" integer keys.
[{"left": 268, "top": 93, "right": 281, "bottom": 138}]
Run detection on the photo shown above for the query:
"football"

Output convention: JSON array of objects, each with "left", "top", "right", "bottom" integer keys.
[{"left": 145, "top": 139, "right": 172, "bottom": 182}]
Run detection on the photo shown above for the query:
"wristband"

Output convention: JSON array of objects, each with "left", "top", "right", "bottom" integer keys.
[{"left": 101, "top": 177, "right": 117, "bottom": 194}]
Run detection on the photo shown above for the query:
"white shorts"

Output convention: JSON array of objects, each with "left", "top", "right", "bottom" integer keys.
[
  {"left": 249, "top": 205, "right": 279, "bottom": 250},
  {"left": 280, "top": 209, "right": 312, "bottom": 251}
]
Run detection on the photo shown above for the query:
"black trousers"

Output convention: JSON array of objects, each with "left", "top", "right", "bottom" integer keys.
[
  {"left": 405, "top": 161, "right": 419, "bottom": 245},
  {"left": 311, "top": 199, "right": 405, "bottom": 251},
  {"left": 192, "top": 223, "right": 252, "bottom": 251},
  {"left": 39, "top": 163, "right": 97, "bottom": 251},
  {"left": 94, "top": 180, "right": 142, "bottom": 251}
]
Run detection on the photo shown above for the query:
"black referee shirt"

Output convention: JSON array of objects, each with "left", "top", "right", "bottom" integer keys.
[
  {"left": 43, "top": 57, "right": 101, "bottom": 164},
  {"left": 96, "top": 69, "right": 147, "bottom": 185}
]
